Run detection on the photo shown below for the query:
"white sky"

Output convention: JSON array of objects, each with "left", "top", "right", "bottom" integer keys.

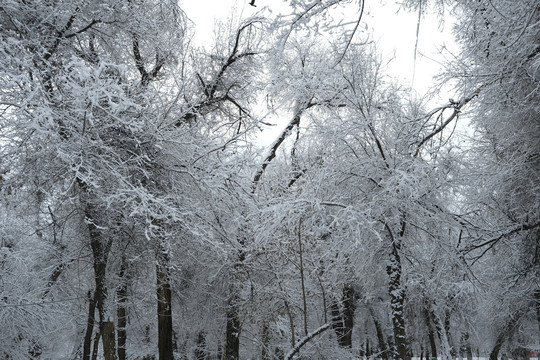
[{"left": 180, "top": 0, "right": 458, "bottom": 146}]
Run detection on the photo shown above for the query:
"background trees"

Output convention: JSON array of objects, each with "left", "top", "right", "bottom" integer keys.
[{"left": 1, "top": 0, "right": 539, "bottom": 359}]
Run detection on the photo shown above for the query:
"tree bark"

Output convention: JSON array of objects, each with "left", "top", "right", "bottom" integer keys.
[
  {"left": 535, "top": 288, "right": 540, "bottom": 337},
  {"left": 83, "top": 291, "right": 97, "bottom": 360},
  {"left": 369, "top": 306, "right": 388, "bottom": 360},
  {"left": 431, "top": 309, "right": 452, "bottom": 360},
  {"left": 489, "top": 312, "right": 522, "bottom": 360},
  {"left": 194, "top": 331, "right": 208, "bottom": 360},
  {"left": 156, "top": 242, "right": 174, "bottom": 360},
  {"left": 460, "top": 332, "right": 473, "bottom": 360},
  {"left": 330, "top": 284, "right": 356, "bottom": 348},
  {"left": 87, "top": 208, "right": 117, "bottom": 360},
  {"left": 225, "top": 295, "right": 241, "bottom": 360},
  {"left": 386, "top": 244, "right": 409, "bottom": 360},
  {"left": 117, "top": 256, "right": 128, "bottom": 360},
  {"left": 91, "top": 331, "right": 101, "bottom": 360},
  {"left": 423, "top": 302, "right": 437, "bottom": 360},
  {"left": 261, "top": 321, "right": 271, "bottom": 360},
  {"left": 80, "top": 178, "right": 117, "bottom": 360}
]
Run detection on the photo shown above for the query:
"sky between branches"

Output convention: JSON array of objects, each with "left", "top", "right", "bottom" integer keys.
[{"left": 181, "top": 0, "right": 458, "bottom": 146}]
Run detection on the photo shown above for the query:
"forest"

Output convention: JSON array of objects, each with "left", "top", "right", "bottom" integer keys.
[{"left": 0, "top": 0, "right": 539, "bottom": 359}]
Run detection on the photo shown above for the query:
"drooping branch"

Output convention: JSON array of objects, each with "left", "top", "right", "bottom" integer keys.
[
  {"left": 463, "top": 221, "right": 540, "bottom": 263},
  {"left": 251, "top": 100, "right": 314, "bottom": 190},
  {"left": 283, "top": 323, "right": 332, "bottom": 360}
]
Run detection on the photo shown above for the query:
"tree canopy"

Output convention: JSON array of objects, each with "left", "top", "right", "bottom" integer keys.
[{"left": 0, "top": 0, "right": 538, "bottom": 359}]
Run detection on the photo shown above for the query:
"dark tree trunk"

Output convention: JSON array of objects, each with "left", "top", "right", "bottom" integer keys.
[
  {"left": 444, "top": 310, "right": 455, "bottom": 357},
  {"left": 330, "top": 284, "right": 357, "bottom": 348},
  {"left": 117, "top": 256, "right": 128, "bottom": 360},
  {"left": 194, "top": 331, "right": 208, "bottom": 360},
  {"left": 87, "top": 207, "right": 117, "bottom": 360},
  {"left": 80, "top": 179, "right": 117, "bottom": 360},
  {"left": 91, "top": 331, "right": 100, "bottom": 360},
  {"left": 156, "top": 243, "right": 174, "bottom": 360},
  {"left": 261, "top": 321, "right": 271, "bottom": 360},
  {"left": 460, "top": 332, "right": 473, "bottom": 360},
  {"left": 423, "top": 303, "right": 437, "bottom": 360},
  {"left": 225, "top": 296, "right": 241, "bottom": 360},
  {"left": 369, "top": 306, "right": 388, "bottom": 360},
  {"left": 83, "top": 291, "right": 97, "bottom": 360},
  {"left": 489, "top": 331, "right": 505, "bottom": 360},
  {"left": 535, "top": 288, "right": 540, "bottom": 336},
  {"left": 386, "top": 246, "right": 409, "bottom": 360},
  {"left": 489, "top": 313, "right": 522, "bottom": 360}
]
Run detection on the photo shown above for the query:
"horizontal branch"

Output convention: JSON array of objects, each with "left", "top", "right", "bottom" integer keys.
[{"left": 463, "top": 221, "right": 540, "bottom": 256}]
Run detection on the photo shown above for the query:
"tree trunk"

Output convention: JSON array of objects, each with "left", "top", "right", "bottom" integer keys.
[
  {"left": 444, "top": 310, "right": 455, "bottom": 358},
  {"left": 369, "top": 306, "right": 388, "bottom": 360},
  {"left": 386, "top": 245, "right": 409, "bottom": 360},
  {"left": 261, "top": 321, "right": 271, "bottom": 360},
  {"left": 489, "top": 331, "right": 505, "bottom": 360},
  {"left": 460, "top": 332, "right": 473, "bottom": 360},
  {"left": 194, "top": 331, "right": 208, "bottom": 360},
  {"left": 156, "top": 243, "right": 174, "bottom": 360},
  {"left": 83, "top": 291, "right": 97, "bottom": 360},
  {"left": 225, "top": 295, "right": 241, "bottom": 360},
  {"left": 87, "top": 207, "right": 117, "bottom": 360},
  {"left": 535, "top": 288, "right": 540, "bottom": 336},
  {"left": 80, "top": 179, "right": 117, "bottom": 360},
  {"left": 489, "top": 312, "right": 522, "bottom": 360},
  {"left": 423, "top": 302, "right": 437, "bottom": 360},
  {"left": 91, "top": 331, "right": 101, "bottom": 360},
  {"left": 431, "top": 309, "right": 452, "bottom": 360},
  {"left": 117, "top": 256, "right": 128, "bottom": 360},
  {"left": 330, "top": 284, "right": 356, "bottom": 348}
]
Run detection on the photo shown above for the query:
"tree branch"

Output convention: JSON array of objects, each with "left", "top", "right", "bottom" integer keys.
[
  {"left": 414, "top": 85, "right": 485, "bottom": 157},
  {"left": 251, "top": 100, "right": 314, "bottom": 190},
  {"left": 284, "top": 323, "right": 331, "bottom": 360}
]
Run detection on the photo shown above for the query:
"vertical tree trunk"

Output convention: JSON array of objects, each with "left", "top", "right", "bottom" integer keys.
[
  {"left": 87, "top": 208, "right": 117, "bottom": 360},
  {"left": 431, "top": 309, "right": 452, "bottom": 360},
  {"left": 535, "top": 288, "right": 540, "bottom": 336},
  {"left": 386, "top": 246, "right": 409, "bottom": 360},
  {"left": 459, "top": 332, "right": 473, "bottom": 360},
  {"left": 489, "top": 331, "right": 505, "bottom": 360},
  {"left": 83, "top": 291, "right": 97, "bottom": 360},
  {"left": 444, "top": 310, "right": 455, "bottom": 358},
  {"left": 117, "top": 256, "right": 128, "bottom": 360},
  {"left": 297, "top": 223, "right": 308, "bottom": 337},
  {"left": 91, "top": 331, "right": 101, "bottom": 360},
  {"left": 156, "top": 242, "right": 174, "bottom": 360},
  {"left": 369, "top": 306, "right": 388, "bottom": 360},
  {"left": 225, "top": 295, "right": 241, "bottom": 360},
  {"left": 194, "top": 331, "right": 208, "bottom": 360},
  {"left": 330, "top": 284, "right": 356, "bottom": 348},
  {"left": 423, "top": 302, "right": 437, "bottom": 360},
  {"left": 342, "top": 284, "right": 356, "bottom": 348},
  {"left": 261, "top": 321, "right": 271, "bottom": 360},
  {"left": 489, "top": 312, "right": 522, "bottom": 360},
  {"left": 80, "top": 179, "right": 117, "bottom": 360}
]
